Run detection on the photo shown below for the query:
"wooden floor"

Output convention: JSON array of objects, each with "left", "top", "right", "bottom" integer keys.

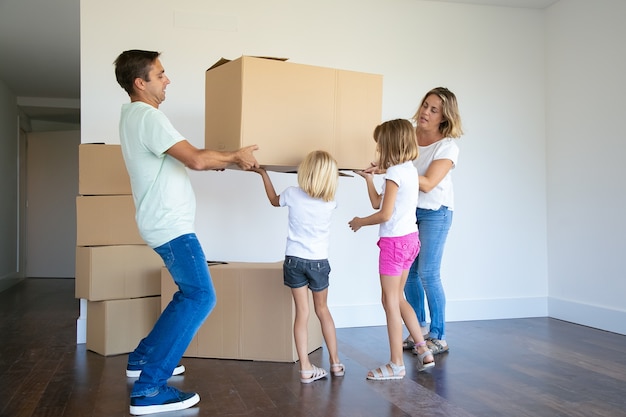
[{"left": 1, "top": 278, "right": 625, "bottom": 417}]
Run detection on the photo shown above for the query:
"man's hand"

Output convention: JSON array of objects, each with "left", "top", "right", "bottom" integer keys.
[{"left": 235, "top": 145, "right": 260, "bottom": 170}]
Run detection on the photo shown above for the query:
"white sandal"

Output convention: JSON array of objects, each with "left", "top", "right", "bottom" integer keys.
[
  {"left": 300, "top": 364, "right": 327, "bottom": 384},
  {"left": 413, "top": 341, "right": 435, "bottom": 371},
  {"left": 366, "top": 362, "right": 405, "bottom": 381},
  {"left": 331, "top": 363, "right": 345, "bottom": 377}
]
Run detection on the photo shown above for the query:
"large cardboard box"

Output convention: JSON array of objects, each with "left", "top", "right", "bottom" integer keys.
[
  {"left": 205, "top": 56, "right": 382, "bottom": 171},
  {"left": 76, "top": 195, "right": 143, "bottom": 246},
  {"left": 78, "top": 143, "right": 131, "bottom": 195},
  {"left": 86, "top": 296, "right": 160, "bottom": 356},
  {"left": 75, "top": 245, "right": 163, "bottom": 301},
  {"left": 161, "top": 262, "right": 323, "bottom": 362}
]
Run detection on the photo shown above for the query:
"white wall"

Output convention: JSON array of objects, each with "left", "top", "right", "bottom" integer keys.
[
  {"left": 545, "top": 0, "right": 626, "bottom": 334},
  {"left": 81, "top": 0, "right": 552, "bottom": 328}
]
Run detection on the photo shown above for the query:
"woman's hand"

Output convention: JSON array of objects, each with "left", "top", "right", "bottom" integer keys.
[{"left": 361, "top": 162, "right": 383, "bottom": 175}]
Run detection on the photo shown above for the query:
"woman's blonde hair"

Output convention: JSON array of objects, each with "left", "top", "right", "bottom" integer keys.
[
  {"left": 374, "top": 119, "right": 419, "bottom": 170},
  {"left": 412, "top": 87, "right": 464, "bottom": 139},
  {"left": 297, "top": 150, "right": 339, "bottom": 202}
]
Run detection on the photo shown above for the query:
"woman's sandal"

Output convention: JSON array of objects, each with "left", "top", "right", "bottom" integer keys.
[
  {"left": 424, "top": 338, "right": 449, "bottom": 355},
  {"left": 330, "top": 363, "right": 345, "bottom": 377},
  {"left": 300, "top": 365, "right": 327, "bottom": 384},
  {"left": 413, "top": 341, "right": 435, "bottom": 371},
  {"left": 402, "top": 336, "right": 415, "bottom": 350},
  {"left": 366, "top": 362, "right": 405, "bottom": 381}
]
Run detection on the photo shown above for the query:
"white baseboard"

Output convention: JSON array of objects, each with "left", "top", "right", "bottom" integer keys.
[
  {"left": 549, "top": 297, "right": 626, "bottom": 336},
  {"left": 446, "top": 296, "right": 548, "bottom": 322},
  {"left": 76, "top": 298, "right": 87, "bottom": 344},
  {"left": 74, "top": 295, "right": 624, "bottom": 340},
  {"left": 332, "top": 297, "right": 625, "bottom": 336},
  {"left": 332, "top": 296, "right": 549, "bottom": 329}
]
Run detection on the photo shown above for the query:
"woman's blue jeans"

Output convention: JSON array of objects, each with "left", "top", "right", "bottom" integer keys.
[
  {"left": 128, "top": 233, "right": 216, "bottom": 397},
  {"left": 405, "top": 206, "right": 453, "bottom": 340}
]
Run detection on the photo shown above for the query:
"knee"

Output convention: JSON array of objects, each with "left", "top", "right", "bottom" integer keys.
[
  {"left": 314, "top": 303, "right": 329, "bottom": 319},
  {"left": 193, "top": 289, "right": 216, "bottom": 316}
]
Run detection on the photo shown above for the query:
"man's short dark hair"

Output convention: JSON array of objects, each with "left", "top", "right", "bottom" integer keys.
[{"left": 114, "top": 50, "right": 161, "bottom": 95}]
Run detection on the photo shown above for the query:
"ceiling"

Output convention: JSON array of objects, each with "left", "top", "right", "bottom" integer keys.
[{"left": 0, "top": 0, "right": 558, "bottom": 130}]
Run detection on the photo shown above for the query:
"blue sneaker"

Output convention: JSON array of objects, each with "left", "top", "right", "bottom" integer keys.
[
  {"left": 129, "top": 386, "right": 199, "bottom": 415},
  {"left": 126, "top": 364, "right": 185, "bottom": 378}
]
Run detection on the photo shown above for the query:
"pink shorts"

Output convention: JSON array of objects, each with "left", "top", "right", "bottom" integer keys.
[{"left": 377, "top": 232, "right": 420, "bottom": 276}]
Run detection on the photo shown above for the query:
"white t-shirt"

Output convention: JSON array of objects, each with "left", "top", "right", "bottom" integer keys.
[
  {"left": 280, "top": 186, "right": 337, "bottom": 259},
  {"left": 119, "top": 101, "right": 194, "bottom": 248},
  {"left": 379, "top": 161, "right": 419, "bottom": 238},
  {"left": 413, "top": 138, "right": 459, "bottom": 211}
]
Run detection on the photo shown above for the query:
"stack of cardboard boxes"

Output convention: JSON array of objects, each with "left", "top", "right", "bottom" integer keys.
[
  {"left": 76, "top": 57, "right": 383, "bottom": 361},
  {"left": 76, "top": 144, "right": 163, "bottom": 356}
]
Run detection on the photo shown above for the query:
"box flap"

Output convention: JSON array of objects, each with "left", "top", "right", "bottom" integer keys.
[{"left": 207, "top": 56, "right": 289, "bottom": 71}]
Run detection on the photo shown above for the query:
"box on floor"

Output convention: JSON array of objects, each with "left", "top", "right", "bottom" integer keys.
[
  {"left": 161, "top": 262, "right": 323, "bottom": 362},
  {"left": 86, "top": 296, "right": 161, "bottom": 356}
]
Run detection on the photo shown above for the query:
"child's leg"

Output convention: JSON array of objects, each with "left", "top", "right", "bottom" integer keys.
[
  {"left": 312, "top": 288, "right": 340, "bottom": 366},
  {"left": 379, "top": 273, "right": 404, "bottom": 366},
  {"left": 400, "top": 268, "right": 426, "bottom": 346},
  {"left": 400, "top": 268, "right": 434, "bottom": 366},
  {"left": 292, "top": 286, "right": 312, "bottom": 371}
]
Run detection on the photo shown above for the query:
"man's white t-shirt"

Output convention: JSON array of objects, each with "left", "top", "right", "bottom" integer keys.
[
  {"left": 119, "top": 101, "right": 194, "bottom": 248},
  {"left": 379, "top": 161, "right": 419, "bottom": 238},
  {"left": 280, "top": 186, "right": 337, "bottom": 260}
]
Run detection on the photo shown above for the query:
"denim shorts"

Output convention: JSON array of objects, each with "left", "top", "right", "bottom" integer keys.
[
  {"left": 283, "top": 256, "right": 331, "bottom": 292},
  {"left": 377, "top": 232, "right": 420, "bottom": 276}
]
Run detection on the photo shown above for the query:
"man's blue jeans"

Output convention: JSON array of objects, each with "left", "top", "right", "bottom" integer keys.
[
  {"left": 128, "top": 233, "right": 216, "bottom": 397},
  {"left": 405, "top": 206, "right": 453, "bottom": 341}
]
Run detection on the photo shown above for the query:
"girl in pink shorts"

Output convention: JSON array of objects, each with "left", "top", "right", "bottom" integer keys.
[{"left": 349, "top": 119, "right": 435, "bottom": 380}]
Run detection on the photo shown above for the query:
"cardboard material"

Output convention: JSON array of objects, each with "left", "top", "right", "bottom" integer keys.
[
  {"left": 205, "top": 56, "right": 382, "bottom": 170},
  {"left": 78, "top": 143, "right": 131, "bottom": 195},
  {"left": 86, "top": 296, "right": 161, "bottom": 356},
  {"left": 161, "top": 262, "right": 323, "bottom": 362},
  {"left": 76, "top": 195, "right": 143, "bottom": 246},
  {"left": 75, "top": 245, "right": 163, "bottom": 301}
]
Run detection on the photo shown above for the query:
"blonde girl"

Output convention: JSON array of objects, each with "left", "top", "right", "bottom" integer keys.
[
  {"left": 253, "top": 150, "right": 344, "bottom": 383},
  {"left": 349, "top": 119, "right": 435, "bottom": 380}
]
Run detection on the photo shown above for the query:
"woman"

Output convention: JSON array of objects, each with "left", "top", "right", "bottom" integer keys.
[{"left": 403, "top": 87, "right": 463, "bottom": 355}]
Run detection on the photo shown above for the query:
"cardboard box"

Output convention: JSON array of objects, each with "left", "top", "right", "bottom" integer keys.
[
  {"left": 76, "top": 195, "right": 143, "bottom": 246},
  {"left": 79, "top": 143, "right": 131, "bottom": 195},
  {"left": 205, "top": 56, "right": 382, "bottom": 170},
  {"left": 161, "top": 262, "right": 323, "bottom": 362},
  {"left": 86, "top": 296, "right": 161, "bottom": 356},
  {"left": 75, "top": 245, "right": 163, "bottom": 301}
]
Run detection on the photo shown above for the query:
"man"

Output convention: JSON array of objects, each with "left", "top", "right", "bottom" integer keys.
[{"left": 114, "top": 49, "right": 258, "bottom": 415}]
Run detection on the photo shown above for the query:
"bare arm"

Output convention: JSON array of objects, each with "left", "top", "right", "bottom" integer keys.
[
  {"left": 349, "top": 179, "right": 397, "bottom": 232},
  {"left": 252, "top": 167, "right": 280, "bottom": 207},
  {"left": 166, "top": 140, "right": 259, "bottom": 171},
  {"left": 419, "top": 159, "right": 453, "bottom": 193},
  {"left": 354, "top": 170, "right": 382, "bottom": 209}
]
